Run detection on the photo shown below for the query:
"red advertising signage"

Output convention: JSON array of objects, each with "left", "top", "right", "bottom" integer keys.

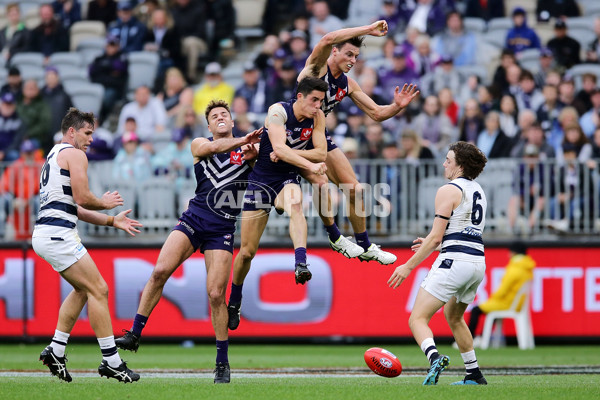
[{"left": 1, "top": 246, "right": 599, "bottom": 338}]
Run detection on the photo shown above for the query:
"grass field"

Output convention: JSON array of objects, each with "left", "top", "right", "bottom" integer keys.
[{"left": 1, "top": 343, "right": 599, "bottom": 400}]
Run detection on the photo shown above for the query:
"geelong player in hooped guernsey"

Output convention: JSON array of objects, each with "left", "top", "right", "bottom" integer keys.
[
  {"left": 115, "top": 100, "right": 262, "bottom": 384},
  {"left": 33, "top": 108, "right": 143, "bottom": 383},
  {"left": 226, "top": 76, "right": 329, "bottom": 331},
  {"left": 296, "top": 20, "right": 420, "bottom": 265},
  {"left": 388, "top": 142, "right": 489, "bottom": 386}
]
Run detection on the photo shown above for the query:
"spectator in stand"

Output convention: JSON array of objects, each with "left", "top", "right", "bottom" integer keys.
[
  {"left": 206, "top": 0, "right": 236, "bottom": 57},
  {"left": 547, "top": 20, "right": 581, "bottom": 70},
  {"left": 432, "top": 11, "right": 477, "bottom": 67},
  {"left": 505, "top": 7, "right": 541, "bottom": 54},
  {"left": 235, "top": 62, "right": 267, "bottom": 114},
  {"left": 52, "top": 0, "right": 82, "bottom": 30},
  {"left": 0, "top": 92, "right": 25, "bottom": 162},
  {"left": 287, "top": 30, "right": 311, "bottom": 74},
  {"left": 358, "top": 122, "right": 387, "bottom": 159},
  {"left": 86, "top": 118, "right": 115, "bottom": 161},
  {"left": 549, "top": 106, "right": 579, "bottom": 152},
  {"left": 591, "top": 127, "right": 600, "bottom": 158},
  {"left": 88, "top": 35, "right": 128, "bottom": 121},
  {"left": 545, "top": 70, "right": 562, "bottom": 87},
  {"left": 118, "top": 85, "right": 167, "bottom": 142},
  {"left": 192, "top": 62, "right": 234, "bottom": 119},
  {"left": 0, "top": 139, "right": 42, "bottom": 240},
  {"left": 265, "top": 59, "right": 297, "bottom": 107},
  {"left": 498, "top": 94, "right": 519, "bottom": 141},
  {"left": 407, "top": 34, "right": 440, "bottom": 77},
  {"left": 585, "top": 17, "right": 600, "bottom": 64},
  {"left": 41, "top": 66, "right": 73, "bottom": 136},
  {"left": 511, "top": 122, "right": 556, "bottom": 159},
  {"left": 412, "top": 95, "right": 455, "bottom": 156},
  {"left": 0, "top": 3, "right": 29, "bottom": 63},
  {"left": 143, "top": 7, "right": 182, "bottom": 91},
  {"left": 253, "top": 35, "right": 282, "bottom": 81},
  {"left": 339, "top": 105, "right": 366, "bottom": 141},
  {"left": 515, "top": 69, "right": 545, "bottom": 111},
  {"left": 422, "top": 55, "right": 460, "bottom": 97},
  {"left": 112, "top": 131, "right": 152, "bottom": 182},
  {"left": 0, "top": 66, "right": 22, "bottom": 102},
  {"left": 510, "top": 110, "right": 542, "bottom": 157},
  {"left": 534, "top": 47, "right": 555, "bottom": 88},
  {"left": 378, "top": 0, "right": 403, "bottom": 37},
  {"left": 580, "top": 88, "right": 600, "bottom": 138},
  {"left": 459, "top": 98, "right": 484, "bottom": 144},
  {"left": 477, "top": 111, "right": 512, "bottom": 158},
  {"left": 558, "top": 123, "right": 592, "bottom": 163},
  {"left": 308, "top": 0, "right": 344, "bottom": 48},
  {"left": 174, "top": 104, "right": 205, "bottom": 138},
  {"left": 156, "top": 67, "right": 193, "bottom": 119},
  {"left": 108, "top": 1, "right": 147, "bottom": 54},
  {"left": 477, "top": 85, "right": 497, "bottom": 115},
  {"left": 558, "top": 79, "right": 576, "bottom": 107},
  {"left": 171, "top": 0, "right": 208, "bottom": 83},
  {"left": 404, "top": 0, "right": 447, "bottom": 37},
  {"left": 280, "top": 13, "right": 311, "bottom": 48},
  {"left": 28, "top": 3, "right": 69, "bottom": 62},
  {"left": 504, "top": 64, "right": 522, "bottom": 97},
  {"left": 438, "top": 88, "right": 459, "bottom": 126},
  {"left": 398, "top": 128, "right": 435, "bottom": 161},
  {"left": 465, "top": 0, "right": 504, "bottom": 21},
  {"left": 134, "top": 0, "right": 160, "bottom": 27},
  {"left": 457, "top": 74, "right": 482, "bottom": 107},
  {"left": 536, "top": 0, "right": 580, "bottom": 22},
  {"left": 378, "top": 46, "right": 419, "bottom": 102},
  {"left": 87, "top": 0, "right": 118, "bottom": 27},
  {"left": 573, "top": 73, "right": 596, "bottom": 116},
  {"left": 151, "top": 127, "right": 194, "bottom": 178},
  {"left": 492, "top": 48, "right": 518, "bottom": 95},
  {"left": 17, "top": 80, "right": 52, "bottom": 154},
  {"left": 537, "top": 84, "right": 563, "bottom": 134}
]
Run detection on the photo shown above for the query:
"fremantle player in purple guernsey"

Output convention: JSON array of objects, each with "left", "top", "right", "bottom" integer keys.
[
  {"left": 297, "top": 21, "right": 419, "bottom": 264},
  {"left": 226, "top": 77, "right": 329, "bottom": 330},
  {"left": 115, "top": 100, "right": 262, "bottom": 384}
]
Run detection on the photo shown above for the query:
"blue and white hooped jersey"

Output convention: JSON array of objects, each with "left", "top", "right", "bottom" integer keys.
[
  {"left": 34, "top": 143, "right": 79, "bottom": 237},
  {"left": 187, "top": 138, "right": 252, "bottom": 223},
  {"left": 437, "top": 177, "right": 487, "bottom": 262},
  {"left": 252, "top": 100, "right": 315, "bottom": 177}
]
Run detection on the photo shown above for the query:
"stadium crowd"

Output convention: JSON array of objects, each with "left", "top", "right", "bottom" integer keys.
[{"left": 1, "top": 0, "right": 600, "bottom": 239}]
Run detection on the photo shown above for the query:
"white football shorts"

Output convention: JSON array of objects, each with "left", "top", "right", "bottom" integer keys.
[
  {"left": 420, "top": 257, "right": 486, "bottom": 304},
  {"left": 32, "top": 231, "right": 87, "bottom": 272}
]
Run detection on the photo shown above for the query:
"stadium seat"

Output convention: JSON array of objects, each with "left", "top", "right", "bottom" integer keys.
[
  {"left": 76, "top": 37, "right": 106, "bottom": 65},
  {"left": 137, "top": 178, "right": 177, "bottom": 233},
  {"left": 481, "top": 30, "right": 506, "bottom": 49},
  {"left": 17, "top": 64, "right": 44, "bottom": 83},
  {"left": 487, "top": 17, "right": 513, "bottom": 32},
  {"left": 9, "top": 52, "right": 44, "bottom": 69},
  {"left": 416, "top": 176, "right": 446, "bottom": 231},
  {"left": 0, "top": 67, "right": 7, "bottom": 87},
  {"left": 480, "top": 281, "right": 535, "bottom": 350},
  {"left": 234, "top": 0, "right": 267, "bottom": 49},
  {"left": 456, "top": 64, "right": 489, "bottom": 85},
  {"left": 566, "top": 63, "right": 600, "bottom": 91},
  {"left": 464, "top": 17, "right": 487, "bottom": 33},
  {"left": 70, "top": 20, "right": 106, "bottom": 52},
  {"left": 49, "top": 52, "right": 84, "bottom": 69},
  {"left": 566, "top": 16, "right": 596, "bottom": 30},
  {"left": 67, "top": 82, "right": 104, "bottom": 116},
  {"left": 347, "top": 0, "right": 382, "bottom": 26},
  {"left": 177, "top": 179, "right": 197, "bottom": 215},
  {"left": 127, "top": 51, "right": 159, "bottom": 95},
  {"left": 56, "top": 64, "right": 88, "bottom": 80},
  {"left": 568, "top": 28, "right": 596, "bottom": 49},
  {"left": 22, "top": 4, "right": 40, "bottom": 30},
  {"left": 517, "top": 48, "right": 541, "bottom": 73}
]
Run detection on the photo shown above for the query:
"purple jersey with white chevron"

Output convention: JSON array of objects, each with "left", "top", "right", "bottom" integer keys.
[
  {"left": 294, "top": 65, "right": 349, "bottom": 116},
  {"left": 252, "top": 100, "right": 315, "bottom": 178},
  {"left": 185, "top": 138, "right": 251, "bottom": 228}
]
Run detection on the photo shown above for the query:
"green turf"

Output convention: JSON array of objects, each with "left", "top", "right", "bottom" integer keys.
[{"left": 1, "top": 344, "right": 599, "bottom": 400}]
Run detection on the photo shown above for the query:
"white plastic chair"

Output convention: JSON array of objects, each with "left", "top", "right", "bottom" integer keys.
[{"left": 480, "top": 281, "right": 535, "bottom": 350}]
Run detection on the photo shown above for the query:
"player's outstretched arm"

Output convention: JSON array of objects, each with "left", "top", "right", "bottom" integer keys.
[
  {"left": 298, "top": 20, "right": 388, "bottom": 81},
  {"left": 349, "top": 80, "right": 419, "bottom": 122},
  {"left": 64, "top": 148, "right": 123, "bottom": 210},
  {"left": 192, "top": 128, "right": 263, "bottom": 159},
  {"left": 388, "top": 184, "right": 460, "bottom": 289},
  {"left": 77, "top": 208, "right": 142, "bottom": 236}
]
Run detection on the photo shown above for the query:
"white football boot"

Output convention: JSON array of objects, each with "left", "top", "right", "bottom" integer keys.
[
  {"left": 358, "top": 243, "right": 397, "bottom": 265},
  {"left": 329, "top": 235, "right": 364, "bottom": 258}
]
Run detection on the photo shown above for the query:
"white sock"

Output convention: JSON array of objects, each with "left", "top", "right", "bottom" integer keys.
[
  {"left": 51, "top": 330, "right": 70, "bottom": 357},
  {"left": 461, "top": 350, "right": 480, "bottom": 375},
  {"left": 98, "top": 336, "right": 122, "bottom": 368},
  {"left": 420, "top": 337, "right": 439, "bottom": 364}
]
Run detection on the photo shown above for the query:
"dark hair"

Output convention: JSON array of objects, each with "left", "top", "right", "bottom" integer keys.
[
  {"left": 204, "top": 99, "right": 231, "bottom": 121},
  {"left": 334, "top": 36, "right": 365, "bottom": 51},
  {"left": 61, "top": 107, "right": 95, "bottom": 134},
  {"left": 296, "top": 76, "right": 328, "bottom": 97},
  {"left": 519, "top": 69, "right": 534, "bottom": 81},
  {"left": 448, "top": 141, "right": 487, "bottom": 180},
  {"left": 508, "top": 241, "right": 527, "bottom": 255}
]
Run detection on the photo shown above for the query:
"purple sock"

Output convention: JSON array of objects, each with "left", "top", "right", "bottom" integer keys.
[
  {"left": 324, "top": 223, "right": 341, "bottom": 242},
  {"left": 354, "top": 231, "right": 371, "bottom": 252},
  {"left": 229, "top": 283, "right": 243, "bottom": 305},
  {"left": 216, "top": 340, "right": 229, "bottom": 363},
  {"left": 295, "top": 247, "right": 307, "bottom": 264},
  {"left": 131, "top": 313, "right": 148, "bottom": 337}
]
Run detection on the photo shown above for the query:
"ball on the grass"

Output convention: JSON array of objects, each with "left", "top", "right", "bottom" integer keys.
[{"left": 364, "top": 347, "right": 402, "bottom": 378}]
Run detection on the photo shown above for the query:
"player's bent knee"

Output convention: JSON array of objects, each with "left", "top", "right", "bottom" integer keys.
[
  {"left": 149, "top": 266, "right": 172, "bottom": 286},
  {"left": 238, "top": 246, "right": 257, "bottom": 262},
  {"left": 207, "top": 287, "right": 226, "bottom": 304}
]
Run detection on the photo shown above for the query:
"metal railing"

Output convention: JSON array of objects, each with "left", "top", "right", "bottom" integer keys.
[{"left": 1, "top": 158, "right": 599, "bottom": 243}]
